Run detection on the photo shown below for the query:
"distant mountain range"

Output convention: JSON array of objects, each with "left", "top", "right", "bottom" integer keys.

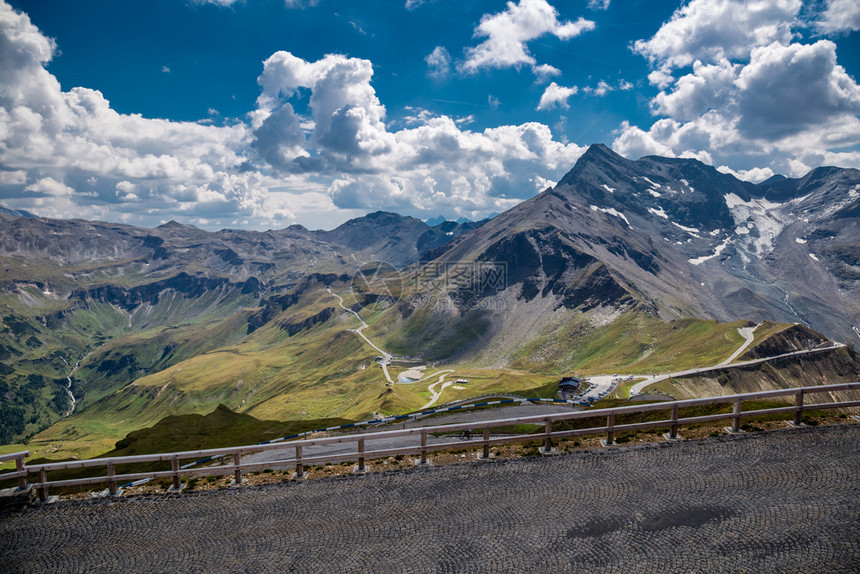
[{"left": 0, "top": 144, "right": 857, "bottom": 448}]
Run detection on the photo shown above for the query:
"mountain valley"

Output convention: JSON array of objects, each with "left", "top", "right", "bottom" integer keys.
[{"left": 1, "top": 145, "right": 858, "bottom": 460}]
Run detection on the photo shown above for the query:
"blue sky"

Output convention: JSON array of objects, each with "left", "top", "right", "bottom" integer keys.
[{"left": 1, "top": 0, "right": 859, "bottom": 230}]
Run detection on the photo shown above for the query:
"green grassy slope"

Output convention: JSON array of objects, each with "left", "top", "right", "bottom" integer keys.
[
  {"left": 104, "top": 404, "right": 351, "bottom": 458},
  {"left": 507, "top": 315, "right": 750, "bottom": 374},
  {"left": 0, "top": 277, "right": 261, "bottom": 444},
  {"left": 12, "top": 275, "right": 839, "bottom": 464}
]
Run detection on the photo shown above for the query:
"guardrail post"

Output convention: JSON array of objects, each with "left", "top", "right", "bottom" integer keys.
[
  {"left": 542, "top": 418, "right": 553, "bottom": 453},
  {"left": 729, "top": 397, "right": 743, "bottom": 433},
  {"left": 16, "top": 455, "right": 26, "bottom": 491},
  {"left": 171, "top": 455, "right": 181, "bottom": 491},
  {"left": 481, "top": 427, "right": 490, "bottom": 460},
  {"left": 419, "top": 430, "right": 428, "bottom": 465},
  {"left": 603, "top": 413, "right": 615, "bottom": 446},
  {"left": 233, "top": 452, "right": 243, "bottom": 485},
  {"left": 107, "top": 462, "right": 117, "bottom": 496},
  {"left": 666, "top": 403, "right": 680, "bottom": 440},
  {"left": 792, "top": 390, "right": 805, "bottom": 426},
  {"left": 355, "top": 439, "right": 366, "bottom": 473},
  {"left": 294, "top": 445, "right": 304, "bottom": 479},
  {"left": 38, "top": 467, "right": 47, "bottom": 502}
]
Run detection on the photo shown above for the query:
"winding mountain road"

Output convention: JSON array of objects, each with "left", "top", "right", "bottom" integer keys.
[
  {"left": 328, "top": 288, "right": 394, "bottom": 384},
  {"left": 629, "top": 340, "right": 844, "bottom": 396},
  {"left": 328, "top": 288, "right": 843, "bottom": 411},
  {"left": 420, "top": 373, "right": 454, "bottom": 410},
  {"left": 718, "top": 323, "right": 760, "bottom": 366},
  {"left": 328, "top": 289, "right": 459, "bottom": 405}
]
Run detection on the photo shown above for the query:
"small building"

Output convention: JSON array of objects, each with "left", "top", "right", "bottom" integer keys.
[{"left": 558, "top": 376, "right": 581, "bottom": 392}]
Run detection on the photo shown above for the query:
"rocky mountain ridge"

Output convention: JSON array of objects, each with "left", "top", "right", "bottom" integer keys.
[{"left": 405, "top": 144, "right": 859, "bottom": 355}]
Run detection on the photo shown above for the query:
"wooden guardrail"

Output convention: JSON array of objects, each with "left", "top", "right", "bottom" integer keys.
[
  {"left": 3, "top": 382, "right": 859, "bottom": 502},
  {"left": 0, "top": 451, "right": 29, "bottom": 492}
]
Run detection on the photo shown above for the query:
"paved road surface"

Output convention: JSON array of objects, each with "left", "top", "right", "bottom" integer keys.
[
  {"left": 628, "top": 343, "right": 844, "bottom": 396},
  {"left": 718, "top": 323, "right": 760, "bottom": 366},
  {"left": 419, "top": 373, "right": 454, "bottom": 410},
  {"left": 328, "top": 288, "right": 394, "bottom": 384},
  {"left": 241, "top": 404, "right": 580, "bottom": 466},
  {"left": 3, "top": 424, "right": 858, "bottom": 573}
]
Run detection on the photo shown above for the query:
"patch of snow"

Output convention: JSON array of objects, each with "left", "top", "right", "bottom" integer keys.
[
  {"left": 809, "top": 253, "right": 820, "bottom": 261},
  {"left": 795, "top": 237, "right": 806, "bottom": 244},
  {"left": 672, "top": 222, "right": 700, "bottom": 236},
  {"left": 590, "top": 205, "right": 632, "bottom": 228},
  {"left": 648, "top": 206, "right": 669, "bottom": 219},
  {"left": 641, "top": 176, "right": 660, "bottom": 188},
  {"left": 724, "top": 192, "right": 791, "bottom": 259},
  {"left": 445, "top": 231, "right": 454, "bottom": 236},
  {"left": 789, "top": 193, "right": 813, "bottom": 205},
  {"left": 602, "top": 184, "right": 616, "bottom": 193},
  {"left": 689, "top": 236, "right": 732, "bottom": 265},
  {"left": 735, "top": 226, "right": 750, "bottom": 235},
  {"left": 724, "top": 192, "right": 746, "bottom": 209},
  {"left": 648, "top": 189, "right": 661, "bottom": 198},
  {"left": 850, "top": 184, "right": 859, "bottom": 199},
  {"left": 710, "top": 229, "right": 721, "bottom": 236}
]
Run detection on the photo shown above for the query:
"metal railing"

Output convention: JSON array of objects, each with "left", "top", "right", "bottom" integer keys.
[{"left": 2, "top": 382, "right": 858, "bottom": 502}]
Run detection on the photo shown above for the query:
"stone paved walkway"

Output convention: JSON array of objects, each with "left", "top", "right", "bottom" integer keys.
[{"left": 2, "top": 424, "right": 859, "bottom": 573}]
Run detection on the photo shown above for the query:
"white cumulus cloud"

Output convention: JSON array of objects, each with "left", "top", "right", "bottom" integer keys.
[
  {"left": 459, "top": 0, "right": 595, "bottom": 74},
  {"left": 532, "top": 63, "right": 561, "bottom": 83},
  {"left": 817, "top": 0, "right": 860, "bottom": 33},
  {"left": 0, "top": 1, "right": 275, "bottom": 228},
  {"left": 425, "top": 46, "right": 452, "bottom": 79},
  {"left": 0, "top": 1, "right": 589, "bottom": 229},
  {"left": 537, "top": 82, "right": 578, "bottom": 110},
  {"left": 634, "top": 0, "right": 801, "bottom": 85},
  {"left": 716, "top": 165, "right": 775, "bottom": 183},
  {"left": 735, "top": 41, "right": 860, "bottom": 139},
  {"left": 251, "top": 51, "right": 586, "bottom": 218},
  {"left": 615, "top": 0, "right": 860, "bottom": 178}
]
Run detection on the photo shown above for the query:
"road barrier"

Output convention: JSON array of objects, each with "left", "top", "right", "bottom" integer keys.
[{"left": 2, "top": 382, "right": 858, "bottom": 502}]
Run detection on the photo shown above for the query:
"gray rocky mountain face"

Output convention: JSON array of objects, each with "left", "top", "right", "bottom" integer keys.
[{"left": 431, "top": 144, "right": 859, "bottom": 346}]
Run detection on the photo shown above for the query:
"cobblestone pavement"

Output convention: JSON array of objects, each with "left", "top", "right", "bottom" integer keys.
[{"left": 2, "top": 424, "right": 859, "bottom": 573}]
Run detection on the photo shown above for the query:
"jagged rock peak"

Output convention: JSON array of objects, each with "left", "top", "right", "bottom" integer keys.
[{"left": 557, "top": 143, "right": 636, "bottom": 188}]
